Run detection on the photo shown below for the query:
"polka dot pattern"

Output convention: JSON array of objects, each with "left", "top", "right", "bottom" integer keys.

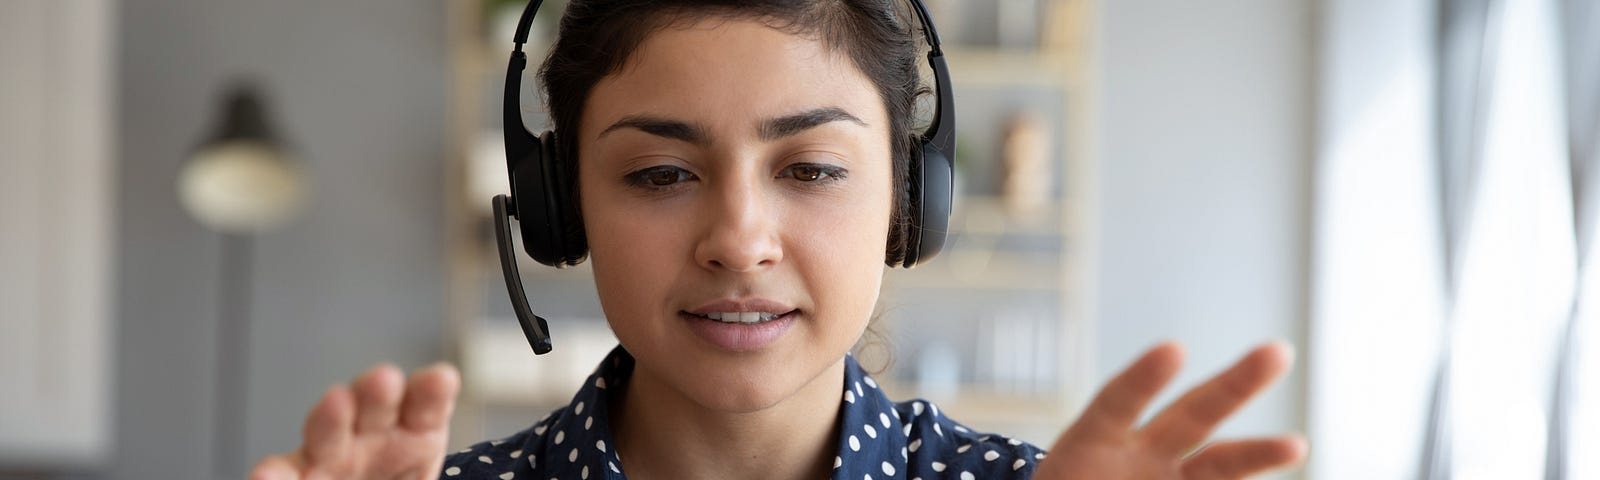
[
  {"left": 436, "top": 345, "right": 1043, "bottom": 479},
  {"left": 821, "top": 351, "right": 1043, "bottom": 480},
  {"left": 437, "top": 347, "right": 631, "bottom": 480}
]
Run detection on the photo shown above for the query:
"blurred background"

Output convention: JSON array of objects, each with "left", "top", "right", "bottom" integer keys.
[{"left": 2, "top": 0, "right": 1596, "bottom": 479}]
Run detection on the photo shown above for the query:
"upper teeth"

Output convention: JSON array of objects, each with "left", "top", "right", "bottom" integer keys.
[{"left": 705, "top": 312, "right": 780, "bottom": 323}]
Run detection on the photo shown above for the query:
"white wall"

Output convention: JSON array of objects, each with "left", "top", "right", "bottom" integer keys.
[{"left": 1091, "top": 0, "right": 1314, "bottom": 469}]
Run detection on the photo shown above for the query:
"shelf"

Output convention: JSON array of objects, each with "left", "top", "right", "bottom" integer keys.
[
  {"left": 943, "top": 47, "right": 1075, "bottom": 89},
  {"left": 886, "top": 252, "right": 1063, "bottom": 292},
  {"left": 458, "top": 319, "right": 617, "bottom": 407},
  {"left": 874, "top": 379, "right": 1078, "bottom": 446},
  {"left": 876, "top": 379, "right": 1076, "bottom": 423},
  {"left": 950, "top": 195, "right": 1065, "bottom": 237}
]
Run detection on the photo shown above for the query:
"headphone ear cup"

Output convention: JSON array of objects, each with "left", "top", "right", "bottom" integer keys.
[
  {"left": 904, "top": 140, "right": 953, "bottom": 267},
  {"left": 542, "top": 132, "right": 588, "bottom": 265},
  {"left": 513, "top": 131, "right": 586, "bottom": 266},
  {"left": 511, "top": 131, "right": 556, "bottom": 265}
]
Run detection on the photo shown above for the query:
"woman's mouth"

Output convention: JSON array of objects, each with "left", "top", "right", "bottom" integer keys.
[
  {"left": 684, "top": 310, "right": 797, "bottom": 324},
  {"left": 678, "top": 309, "right": 800, "bottom": 351}
]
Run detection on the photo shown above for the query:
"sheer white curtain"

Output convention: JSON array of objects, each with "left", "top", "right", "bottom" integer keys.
[
  {"left": 1312, "top": 1, "right": 1446, "bottom": 477},
  {"left": 1313, "top": 0, "right": 1596, "bottom": 478},
  {"left": 1555, "top": 1, "right": 1600, "bottom": 477}
]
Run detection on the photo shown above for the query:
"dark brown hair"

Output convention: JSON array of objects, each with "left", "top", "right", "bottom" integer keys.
[{"left": 537, "top": 0, "right": 928, "bottom": 265}]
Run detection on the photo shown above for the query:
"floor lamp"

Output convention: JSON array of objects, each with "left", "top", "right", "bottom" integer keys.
[{"left": 177, "top": 81, "right": 307, "bottom": 476}]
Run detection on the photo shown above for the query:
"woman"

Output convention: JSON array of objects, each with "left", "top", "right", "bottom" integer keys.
[{"left": 251, "top": 1, "right": 1306, "bottom": 478}]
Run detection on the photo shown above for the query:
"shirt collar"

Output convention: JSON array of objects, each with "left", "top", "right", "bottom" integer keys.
[
  {"left": 831, "top": 354, "right": 911, "bottom": 480},
  {"left": 522, "top": 347, "right": 630, "bottom": 480}
]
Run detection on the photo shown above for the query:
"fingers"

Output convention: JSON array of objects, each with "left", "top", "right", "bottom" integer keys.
[
  {"left": 1140, "top": 341, "right": 1294, "bottom": 456},
  {"left": 1182, "top": 436, "right": 1308, "bottom": 480},
  {"left": 399, "top": 362, "right": 462, "bottom": 431},
  {"left": 249, "top": 454, "right": 303, "bottom": 480},
  {"left": 352, "top": 363, "right": 405, "bottom": 433},
  {"left": 302, "top": 384, "right": 355, "bottom": 464},
  {"left": 1068, "top": 342, "right": 1185, "bottom": 439}
]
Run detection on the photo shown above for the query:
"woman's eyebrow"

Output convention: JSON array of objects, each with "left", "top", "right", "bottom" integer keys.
[
  {"left": 597, "top": 107, "right": 866, "bottom": 145},
  {"left": 759, "top": 107, "right": 867, "bottom": 141},
  {"left": 599, "top": 115, "right": 711, "bottom": 145}
]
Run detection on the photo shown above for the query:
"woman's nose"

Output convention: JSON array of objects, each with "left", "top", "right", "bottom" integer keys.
[{"left": 693, "top": 178, "right": 783, "bottom": 273}]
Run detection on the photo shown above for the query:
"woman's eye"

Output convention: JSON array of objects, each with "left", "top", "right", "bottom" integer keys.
[
  {"left": 626, "top": 166, "right": 695, "bottom": 188},
  {"left": 781, "top": 163, "right": 846, "bottom": 183}
]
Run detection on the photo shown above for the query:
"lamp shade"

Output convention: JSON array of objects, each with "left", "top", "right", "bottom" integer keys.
[{"left": 178, "top": 83, "right": 307, "bottom": 234}]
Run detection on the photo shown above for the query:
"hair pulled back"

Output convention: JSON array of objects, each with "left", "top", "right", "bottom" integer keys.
[{"left": 537, "top": 0, "right": 928, "bottom": 265}]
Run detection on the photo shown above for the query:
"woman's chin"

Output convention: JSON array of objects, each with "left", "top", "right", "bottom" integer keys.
[
  {"left": 674, "top": 363, "right": 815, "bottom": 413},
  {"left": 673, "top": 352, "right": 853, "bottom": 415}
]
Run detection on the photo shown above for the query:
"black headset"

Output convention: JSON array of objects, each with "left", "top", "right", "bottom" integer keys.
[{"left": 493, "top": 0, "right": 956, "bottom": 355}]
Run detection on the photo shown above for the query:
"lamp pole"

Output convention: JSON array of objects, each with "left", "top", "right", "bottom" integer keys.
[
  {"left": 216, "top": 232, "right": 252, "bottom": 476},
  {"left": 178, "top": 80, "right": 306, "bottom": 477}
]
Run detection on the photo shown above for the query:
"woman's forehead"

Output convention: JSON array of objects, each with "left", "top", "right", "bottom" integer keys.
[{"left": 580, "top": 18, "right": 886, "bottom": 141}]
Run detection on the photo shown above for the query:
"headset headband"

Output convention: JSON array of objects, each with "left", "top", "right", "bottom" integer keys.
[{"left": 505, "top": 0, "right": 955, "bottom": 159}]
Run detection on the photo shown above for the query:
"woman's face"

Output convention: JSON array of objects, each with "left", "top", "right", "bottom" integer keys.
[{"left": 578, "top": 18, "right": 894, "bottom": 412}]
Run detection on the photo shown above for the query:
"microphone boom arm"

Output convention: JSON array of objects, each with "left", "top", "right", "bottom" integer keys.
[{"left": 493, "top": 194, "right": 554, "bottom": 355}]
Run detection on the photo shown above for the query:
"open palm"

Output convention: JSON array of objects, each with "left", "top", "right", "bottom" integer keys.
[
  {"left": 1035, "top": 342, "right": 1307, "bottom": 480},
  {"left": 249, "top": 363, "right": 460, "bottom": 480}
]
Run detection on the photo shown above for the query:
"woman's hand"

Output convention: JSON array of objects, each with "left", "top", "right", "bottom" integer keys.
[
  {"left": 1035, "top": 342, "right": 1307, "bottom": 479},
  {"left": 249, "top": 363, "right": 461, "bottom": 480}
]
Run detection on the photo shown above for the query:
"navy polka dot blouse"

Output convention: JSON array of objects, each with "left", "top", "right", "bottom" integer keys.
[{"left": 441, "top": 346, "right": 1047, "bottom": 479}]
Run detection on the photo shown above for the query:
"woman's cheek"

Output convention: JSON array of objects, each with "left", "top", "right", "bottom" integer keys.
[
  {"left": 586, "top": 199, "right": 680, "bottom": 318},
  {"left": 797, "top": 195, "right": 890, "bottom": 323}
]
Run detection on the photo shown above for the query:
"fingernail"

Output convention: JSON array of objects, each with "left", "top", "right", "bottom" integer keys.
[{"left": 1270, "top": 339, "right": 1296, "bottom": 360}]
